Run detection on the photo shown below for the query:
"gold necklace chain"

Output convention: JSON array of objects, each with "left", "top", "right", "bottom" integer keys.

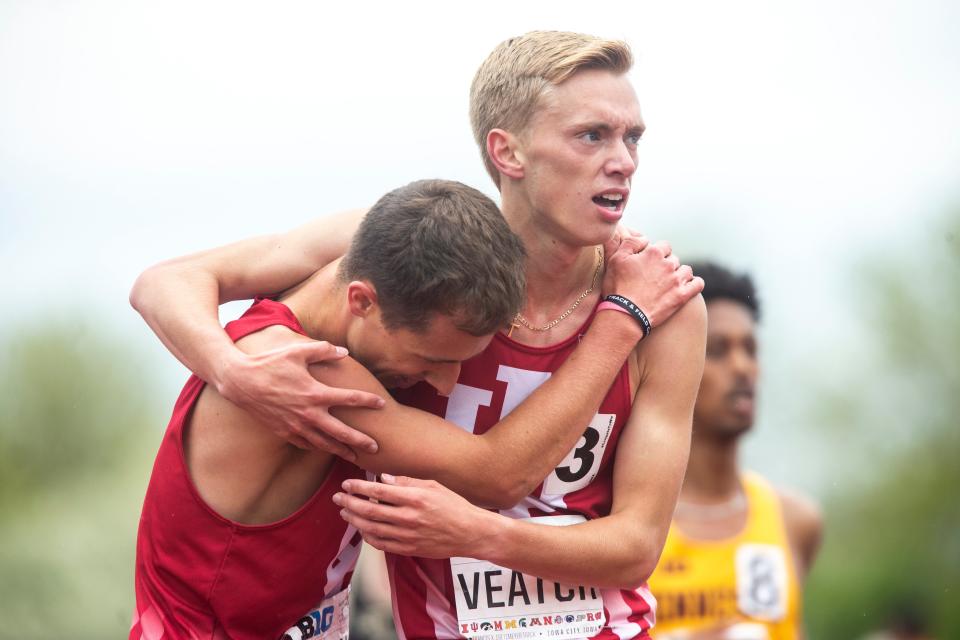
[{"left": 510, "top": 246, "right": 603, "bottom": 335}]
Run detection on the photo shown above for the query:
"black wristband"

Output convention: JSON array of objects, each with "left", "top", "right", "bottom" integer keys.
[{"left": 603, "top": 294, "right": 652, "bottom": 338}]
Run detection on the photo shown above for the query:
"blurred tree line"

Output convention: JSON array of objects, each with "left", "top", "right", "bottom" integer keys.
[
  {"left": 0, "top": 316, "right": 162, "bottom": 638},
  {"left": 804, "top": 210, "right": 960, "bottom": 639}
]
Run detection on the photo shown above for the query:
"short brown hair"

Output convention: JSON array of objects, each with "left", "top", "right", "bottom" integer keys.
[
  {"left": 340, "top": 179, "right": 526, "bottom": 336},
  {"left": 470, "top": 31, "right": 633, "bottom": 187}
]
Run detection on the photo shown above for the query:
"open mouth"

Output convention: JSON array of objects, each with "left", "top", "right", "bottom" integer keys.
[
  {"left": 727, "top": 389, "right": 755, "bottom": 413},
  {"left": 592, "top": 192, "right": 625, "bottom": 212}
]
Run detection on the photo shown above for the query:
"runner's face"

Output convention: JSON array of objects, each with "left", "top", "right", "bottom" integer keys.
[
  {"left": 694, "top": 300, "right": 759, "bottom": 437},
  {"left": 515, "top": 69, "right": 644, "bottom": 246},
  {"left": 357, "top": 312, "right": 492, "bottom": 396}
]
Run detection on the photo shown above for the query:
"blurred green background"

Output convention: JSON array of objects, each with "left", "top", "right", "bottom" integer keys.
[{"left": 1, "top": 1, "right": 957, "bottom": 638}]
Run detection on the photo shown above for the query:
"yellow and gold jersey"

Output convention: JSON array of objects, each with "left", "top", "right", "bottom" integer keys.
[{"left": 649, "top": 472, "right": 800, "bottom": 640}]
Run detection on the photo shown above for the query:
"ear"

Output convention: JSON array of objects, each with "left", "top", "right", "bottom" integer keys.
[
  {"left": 487, "top": 128, "right": 525, "bottom": 180},
  {"left": 346, "top": 281, "right": 379, "bottom": 318}
]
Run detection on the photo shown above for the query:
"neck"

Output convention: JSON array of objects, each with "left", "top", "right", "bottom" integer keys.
[
  {"left": 278, "top": 260, "right": 352, "bottom": 347},
  {"left": 501, "top": 190, "right": 604, "bottom": 341},
  {"left": 681, "top": 426, "right": 743, "bottom": 502}
]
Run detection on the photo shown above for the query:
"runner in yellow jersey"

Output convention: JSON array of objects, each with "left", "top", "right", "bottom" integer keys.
[{"left": 648, "top": 262, "right": 823, "bottom": 640}]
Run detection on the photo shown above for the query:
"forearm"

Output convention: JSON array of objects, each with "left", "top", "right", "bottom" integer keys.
[
  {"left": 131, "top": 211, "right": 365, "bottom": 388},
  {"left": 130, "top": 261, "right": 240, "bottom": 390},
  {"left": 340, "top": 311, "right": 642, "bottom": 507},
  {"left": 336, "top": 475, "right": 659, "bottom": 589},
  {"left": 441, "top": 311, "right": 642, "bottom": 503},
  {"left": 476, "top": 510, "right": 657, "bottom": 590}
]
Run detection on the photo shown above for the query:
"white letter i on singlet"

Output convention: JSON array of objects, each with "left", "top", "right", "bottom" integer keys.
[
  {"left": 444, "top": 384, "right": 494, "bottom": 433},
  {"left": 443, "top": 366, "right": 552, "bottom": 432}
]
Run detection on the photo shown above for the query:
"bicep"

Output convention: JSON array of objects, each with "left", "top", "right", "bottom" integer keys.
[
  {"left": 610, "top": 298, "right": 706, "bottom": 541},
  {"left": 309, "top": 357, "right": 497, "bottom": 485}
]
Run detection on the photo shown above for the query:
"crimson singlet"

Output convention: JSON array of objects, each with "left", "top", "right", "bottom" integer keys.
[
  {"left": 132, "top": 299, "right": 363, "bottom": 640},
  {"left": 389, "top": 308, "right": 655, "bottom": 640}
]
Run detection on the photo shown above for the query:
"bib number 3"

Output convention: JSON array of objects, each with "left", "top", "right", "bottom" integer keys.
[{"left": 543, "top": 414, "right": 614, "bottom": 496}]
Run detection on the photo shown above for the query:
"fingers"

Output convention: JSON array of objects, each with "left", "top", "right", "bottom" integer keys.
[
  {"left": 338, "top": 506, "right": 410, "bottom": 540},
  {"left": 339, "top": 506, "right": 433, "bottom": 557},
  {"left": 309, "top": 412, "right": 379, "bottom": 454},
  {"left": 302, "top": 427, "right": 359, "bottom": 461},
  {"left": 334, "top": 491, "right": 405, "bottom": 523},
  {"left": 296, "top": 340, "right": 350, "bottom": 364},
  {"left": 686, "top": 275, "right": 706, "bottom": 295},
  {"left": 619, "top": 234, "right": 649, "bottom": 255},
  {"left": 341, "top": 477, "right": 426, "bottom": 504},
  {"left": 648, "top": 240, "right": 672, "bottom": 258},
  {"left": 602, "top": 230, "right": 623, "bottom": 260},
  {"left": 323, "top": 386, "right": 386, "bottom": 410},
  {"left": 604, "top": 228, "right": 649, "bottom": 260},
  {"left": 671, "top": 275, "right": 706, "bottom": 307},
  {"left": 287, "top": 433, "right": 314, "bottom": 451}
]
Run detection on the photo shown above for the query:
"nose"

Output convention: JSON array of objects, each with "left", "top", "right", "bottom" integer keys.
[
  {"left": 729, "top": 346, "right": 758, "bottom": 379},
  {"left": 604, "top": 138, "right": 637, "bottom": 179},
  {"left": 425, "top": 362, "right": 462, "bottom": 396}
]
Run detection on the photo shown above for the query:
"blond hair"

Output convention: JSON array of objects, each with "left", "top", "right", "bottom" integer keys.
[{"left": 469, "top": 31, "right": 633, "bottom": 187}]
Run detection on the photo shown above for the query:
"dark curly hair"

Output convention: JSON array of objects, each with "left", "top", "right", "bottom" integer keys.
[{"left": 689, "top": 261, "right": 760, "bottom": 320}]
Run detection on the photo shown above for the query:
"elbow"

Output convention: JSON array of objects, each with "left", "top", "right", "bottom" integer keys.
[
  {"left": 129, "top": 264, "right": 162, "bottom": 314},
  {"left": 478, "top": 485, "right": 526, "bottom": 511},
  {"left": 493, "top": 475, "right": 545, "bottom": 510},
  {"left": 612, "top": 538, "right": 661, "bottom": 590},
  {"left": 466, "top": 459, "right": 544, "bottom": 510},
  {"left": 619, "top": 558, "right": 657, "bottom": 591},
  {"left": 470, "top": 477, "right": 534, "bottom": 511}
]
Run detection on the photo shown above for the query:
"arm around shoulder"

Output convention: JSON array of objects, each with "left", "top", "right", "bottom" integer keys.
[{"left": 130, "top": 208, "right": 383, "bottom": 456}]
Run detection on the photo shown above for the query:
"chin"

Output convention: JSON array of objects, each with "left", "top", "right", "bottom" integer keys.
[
  {"left": 724, "top": 420, "right": 754, "bottom": 438},
  {"left": 566, "top": 222, "right": 618, "bottom": 249}
]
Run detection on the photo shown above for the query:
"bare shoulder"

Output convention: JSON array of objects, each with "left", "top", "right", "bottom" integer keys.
[
  {"left": 309, "top": 348, "right": 389, "bottom": 399},
  {"left": 194, "top": 324, "right": 316, "bottom": 441},
  {"left": 236, "top": 323, "right": 387, "bottom": 397},
  {"left": 233, "top": 323, "right": 310, "bottom": 355},
  {"left": 193, "top": 324, "right": 309, "bottom": 438},
  {"left": 778, "top": 487, "right": 824, "bottom": 534},
  {"left": 648, "top": 293, "right": 706, "bottom": 347},
  {"left": 777, "top": 486, "right": 824, "bottom": 573},
  {"left": 633, "top": 293, "right": 707, "bottom": 371}
]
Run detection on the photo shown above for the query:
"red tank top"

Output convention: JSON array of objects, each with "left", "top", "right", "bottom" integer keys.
[
  {"left": 389, "top": 308, "right": 655, "bottom": 640},
  {"left": 132, "top": 299, "right": 363, "bottom": 640}
]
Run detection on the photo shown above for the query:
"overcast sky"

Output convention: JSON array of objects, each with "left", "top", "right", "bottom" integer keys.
[{"left": 2, "top": 0, "right": 958, "bottom": 491}]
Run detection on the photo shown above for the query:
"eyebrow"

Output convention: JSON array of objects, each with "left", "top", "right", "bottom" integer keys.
[{"left": 575, "top": 122, "right": 646, "bottom": 137}]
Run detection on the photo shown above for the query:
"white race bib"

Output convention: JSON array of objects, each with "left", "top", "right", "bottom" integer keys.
[
  {"left": 451, "top": 515, "right": 605, "bottom": 640},
  {"left": 280, "top": 587, "right": 350, "bottom": 640},
  {"left": 541, "top": 414, "right": 615, "bottom": 498},
  {"left": 735, "top": 544, "right": 787, "bottom": 621}
]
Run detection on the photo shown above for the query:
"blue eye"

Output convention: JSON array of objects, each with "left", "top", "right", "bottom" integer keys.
[
  {"left": 580, "top": 131, "right": 602, "bottom": 142},
  {"left": 626, "top": 133, "right": 642, "bottom": 146}
]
